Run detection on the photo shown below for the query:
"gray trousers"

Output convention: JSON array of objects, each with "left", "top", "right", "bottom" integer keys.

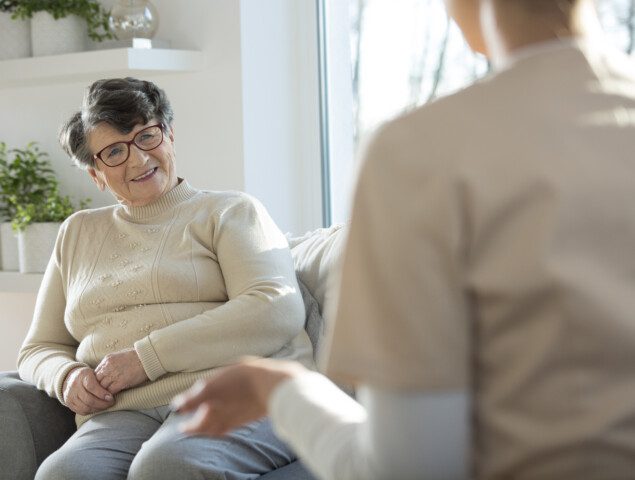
[{"left": 35, "top": 406, "right": 295, "bottom": 480}]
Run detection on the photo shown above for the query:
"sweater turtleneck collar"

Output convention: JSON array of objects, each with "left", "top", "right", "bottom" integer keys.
[{"left": 121, "top": 179, "right": 198, "bottom": 220}]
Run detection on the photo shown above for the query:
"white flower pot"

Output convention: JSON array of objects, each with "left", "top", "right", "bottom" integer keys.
[
  {"left": 0, "top": 222, "right": 19, "bottom": 271},
  {"left": 0, "top": 12, "right": 31, "bottom": 60},
  {"left": 18, "top": 222, "right": 60, "bottom": 273},
  {"left": 31, "top": 12, "right": 86, "bottom": 57}
]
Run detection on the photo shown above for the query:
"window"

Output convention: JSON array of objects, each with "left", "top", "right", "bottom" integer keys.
[
  {"left": 319, "top": 0, "right": 635, "bottom": 225},
  {"left": 349, "top": 0, "right": 634, "bottom": 146},
  {"left": 349, "top": 0, "right": 488, "bottom": 145}
]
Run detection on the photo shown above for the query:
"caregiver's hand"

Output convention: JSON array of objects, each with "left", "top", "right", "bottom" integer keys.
[
  {"left": 95, "top": 348, "right": 149, "bottom": 395},
  {"left": 172, "top": 357, "right": 307, "bottom": 436},
  {"left": 63, "top": 366, "right": 115, "bottom": 415}
]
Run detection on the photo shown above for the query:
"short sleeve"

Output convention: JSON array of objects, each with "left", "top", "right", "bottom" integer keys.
[{"left": 323, "top": 121, "right": 470, "bottom": 391}]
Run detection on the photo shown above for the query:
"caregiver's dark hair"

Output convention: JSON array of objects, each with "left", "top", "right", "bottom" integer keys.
[{"left": 59, "top": 77, "right": 174, "bottom": 169}]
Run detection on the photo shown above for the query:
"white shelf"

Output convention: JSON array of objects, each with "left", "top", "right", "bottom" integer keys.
[
  {"left": 0, "top": 272, "right": 43, "bottom": 293},
  {"left": 0, "top": 48, "right": 206, "bottom": 88}
]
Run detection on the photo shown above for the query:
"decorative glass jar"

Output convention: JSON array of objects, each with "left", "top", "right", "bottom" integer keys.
[{"left": 109, "top": 0, "right": 159, "bottom": 40}]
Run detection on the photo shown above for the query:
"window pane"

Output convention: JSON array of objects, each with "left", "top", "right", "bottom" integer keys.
[
  {"left": 597, "top": 0, "right": 635, "bottom": 52},
  {"left": 349, "top": 0, "right": 634, "bottom": 147}
]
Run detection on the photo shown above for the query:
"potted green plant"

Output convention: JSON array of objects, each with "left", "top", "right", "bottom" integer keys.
[
  {"left": 12, "top": 0, "right": 113, "bottom": 56},
  {"left": 0, "top": 142, "right": 54, "bottom": 271},
  {"left": 0, "top": 0, "right": 30, "bottom": 60},
  {"left": 0, "top": 142, "right": 90, "bottom": 273},
  {"left": 13, "top": 186, "right": 90, "bottom": 273}
]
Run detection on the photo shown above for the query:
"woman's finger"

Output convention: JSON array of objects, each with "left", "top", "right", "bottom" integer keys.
[
  {"left": 106, "top": 379, "right": 128, "bottom": 395},
  {"left": 76, "top": 385, "right": 115, "bottom": 411},
  {"left": 83, "top": 372, "right": 114, "bottom": 402},
  {"left": 68, "top": 394, "right": 95, "bottom": 416},
  {"left": 98, "top": 376, "right": 114, "bottom": 389}
]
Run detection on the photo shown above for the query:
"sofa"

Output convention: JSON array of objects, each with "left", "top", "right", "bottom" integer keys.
[{"left": 0, "top": 225, "right": 345, "bottom": 480}]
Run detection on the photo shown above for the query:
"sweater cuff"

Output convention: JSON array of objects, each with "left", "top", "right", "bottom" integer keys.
[
  {"left": 54, "top": 362, "right": 89, "bottom": 404},
  {"left": 134, "top": 337, "right": 167, "bottom": 381},
  {"left": 269, "top": 372, "right": 314, "bottom": 416},
  {"left": 269, "top": 371, "right": 366, "bottom": 439}
]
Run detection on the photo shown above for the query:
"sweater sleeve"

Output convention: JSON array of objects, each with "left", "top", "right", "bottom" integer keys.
[
  {"left": 134, "top": 194, "right": 306, "bottom": 380},
  {"left": 17, "top": 219, "right": 88, "bottom": 403}
]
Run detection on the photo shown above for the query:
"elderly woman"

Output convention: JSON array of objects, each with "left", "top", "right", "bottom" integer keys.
[
  {"left": 17, "top": 77, "right": 314, "bottom": 480},
  {"left": 175, "top": 0, "right": 635, "bottom": 479}
]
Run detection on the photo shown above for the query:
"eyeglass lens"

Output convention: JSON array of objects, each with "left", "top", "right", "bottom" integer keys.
[{"left": 100, "top": 125, "right": 163, "bottom": 166}]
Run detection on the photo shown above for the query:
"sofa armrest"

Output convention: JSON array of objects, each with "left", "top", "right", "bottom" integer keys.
[{"left": 0, "top": 372, "right": 75, "bottom": 480}]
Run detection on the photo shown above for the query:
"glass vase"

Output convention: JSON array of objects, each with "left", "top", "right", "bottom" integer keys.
[{"left": 109, "top": 0, "right": 159, "bottom": 40}]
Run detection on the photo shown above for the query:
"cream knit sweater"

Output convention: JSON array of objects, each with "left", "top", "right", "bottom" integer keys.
[{"left": 18, "top": 181, "right": 313, "bottom": 426}]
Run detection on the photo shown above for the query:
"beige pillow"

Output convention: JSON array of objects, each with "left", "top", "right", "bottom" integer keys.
[{"left": 288, "top": 224, "right": 346, "bottom": 314}]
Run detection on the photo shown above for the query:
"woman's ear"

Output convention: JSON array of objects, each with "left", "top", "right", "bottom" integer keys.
[
  {"left": 88, "top": 167, "right": 106, "bottom": 192},
  {"left": 168, "top": 124, "right": 175, "bottom": 143}
]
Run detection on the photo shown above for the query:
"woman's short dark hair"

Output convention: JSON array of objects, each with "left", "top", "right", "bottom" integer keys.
[{"left": 59, "top": 77, "right": 174, "bottom": 169}]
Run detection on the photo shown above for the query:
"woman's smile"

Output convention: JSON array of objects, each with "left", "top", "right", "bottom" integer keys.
[{"left": 130, "top": 166, "right": 159, "bottom": 182}]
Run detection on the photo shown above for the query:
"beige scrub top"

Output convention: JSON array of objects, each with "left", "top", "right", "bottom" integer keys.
[{"left": 325, "top": 39, "right": 635, "bottom": 479}]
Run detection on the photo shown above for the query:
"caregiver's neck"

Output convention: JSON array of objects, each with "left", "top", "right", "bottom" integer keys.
[{"left": 481, "top": 0, "right": 603, "bottom": 67}]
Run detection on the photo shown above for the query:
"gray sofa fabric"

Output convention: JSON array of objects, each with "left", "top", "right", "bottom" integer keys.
[
  {"left": 0, "top": 279, "right": 322, "bottom": 480},
  {"left": 0, "top": 372, "right": 75, "bottom": 480}
]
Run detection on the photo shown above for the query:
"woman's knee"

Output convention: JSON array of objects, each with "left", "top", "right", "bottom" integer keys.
[
  {"left": 128, "top": 442, "right": 188, "bottom": 480},
  {"left": 35, "top": 449, "right": 93, "bottom": 480},
  {"left": 36, "top": 443, "right": 133, "bottom": 480},
  {"left": 127, "top": 441, "right": 225, "bottom": 480}
]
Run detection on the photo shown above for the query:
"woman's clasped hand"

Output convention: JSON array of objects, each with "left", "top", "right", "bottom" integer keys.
[
  {"left": 62, "top": 349, "right": 148, "bottom": 415},
  {"left": 94, "top": 348, "right": 149, "bottom": 395},
  {"left": 62, "top": 367, "right": 114, "bottom": 415}
]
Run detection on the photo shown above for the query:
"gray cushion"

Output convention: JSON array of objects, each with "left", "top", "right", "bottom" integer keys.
[
  {"left": 0, "top": 372, "right": 75, "bottom": 480},
  {"left": 289, "top": 224, "right": 346, "bottom": 314},
  {"left": 298, "top": 279, "right": 324, "bottom": 358}
]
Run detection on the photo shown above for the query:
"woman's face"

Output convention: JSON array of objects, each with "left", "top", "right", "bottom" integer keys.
[
  {"left": 444, "top": 0, "right": 487, "bottom": 54},
  {"left": 87, "top": 120, "right": 178, "bottom": 207}
]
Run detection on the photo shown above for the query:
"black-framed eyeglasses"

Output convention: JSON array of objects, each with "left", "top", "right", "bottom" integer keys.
[{"left": 93, "top": 124, "right": 164, "bottom": 167}]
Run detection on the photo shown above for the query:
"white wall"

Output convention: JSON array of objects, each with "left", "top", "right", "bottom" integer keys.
[
  {"left": 0, "top": 293, "right": 36, "bottom": 371},
  {"left": 151, "top": 0, "right": 247, "bottom": 194},
  {"left": 0, "top": 0, "right": 325, "bottom": 370},
  {"left": 240, "top": 0, "right": 323, "bottom": 234}
]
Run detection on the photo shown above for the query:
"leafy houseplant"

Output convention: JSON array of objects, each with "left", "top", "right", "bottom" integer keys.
[
  {"left": 0, "top": 142, "right": 56, "bottom": 224},
  {"left": 12, "top": 188, "right": 91, "bottom": 232},
  {"left": 0, "top": 142, "right": 90, "bottom": 272},
  {"left": 11, "top": 0, "right": 114, "bottom": 42}
]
